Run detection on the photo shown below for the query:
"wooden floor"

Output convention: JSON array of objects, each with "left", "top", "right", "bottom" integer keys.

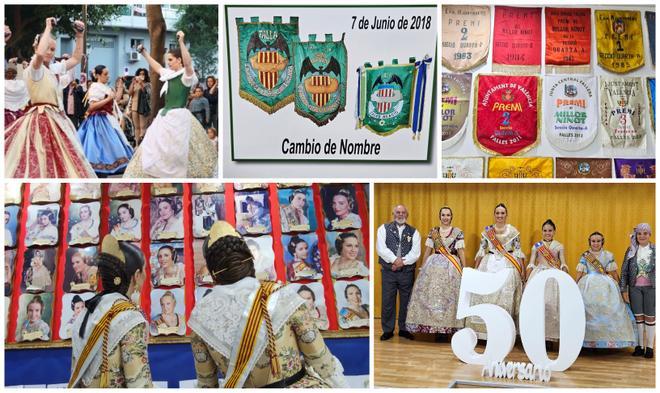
[{"left": 374, "top": 319, "right": 655, "bottom": 388}]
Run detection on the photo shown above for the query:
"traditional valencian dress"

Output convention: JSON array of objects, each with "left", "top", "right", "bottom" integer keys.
[
  {"left": 188, "top": 277, "right": 347, "bottom": 388},
  {"left": 5, "top": 62, "right": 96, "bottom": 178},
  {"left": 526, "top": 240, "right": 567, "bottom": 341},
  {"left": 69, "top": 293, "right": 152, "bottom": 387},
  {"left": 77, "top": 82, "right": 133, "bottom": 175},
  {"left": 577, "top": 249, "right": 636, "bottom": 348},
  {"left": 405, "top": 227, "right": 465, "bottom": 334},
  {"left": 123, "top": 68, "right": 217, "bottom": 178},
  {"left": 466, "top": 224, "right": 525, "bottom": 339}
]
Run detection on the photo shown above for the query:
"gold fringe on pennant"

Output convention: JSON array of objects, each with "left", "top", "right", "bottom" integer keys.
[
  {"left": 239, "top": 90, "right": 294, "bottom": 115},
  {"left": 545, "top": 64, "right": 592, "bottom": 75},
  {"left": 294, "top": 106, "right": 344, "bottom": 127}
]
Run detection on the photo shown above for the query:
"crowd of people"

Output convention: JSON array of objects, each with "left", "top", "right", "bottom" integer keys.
[{"left": 4, "top": 18, "right": 218, "bottom": 178}]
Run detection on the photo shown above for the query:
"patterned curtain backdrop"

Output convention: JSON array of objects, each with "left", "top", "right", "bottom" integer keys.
[{"left": 373, "top": 183, "right": 655, "bottom": 314}]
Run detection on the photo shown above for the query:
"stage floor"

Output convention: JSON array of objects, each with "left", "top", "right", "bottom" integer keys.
[{"left": 374, "top": 319, "right": 655, "bottom": 388}]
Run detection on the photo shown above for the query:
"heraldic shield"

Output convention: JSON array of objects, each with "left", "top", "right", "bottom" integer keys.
[
  {"left": 236, "top": 16, "right": 299, "bottom": 114},
  {"left": 293, "top": 33, "right": 347, "bottom": 126},
  {"left": 356, "top": 56, "right": 432, "bottom": 138}
]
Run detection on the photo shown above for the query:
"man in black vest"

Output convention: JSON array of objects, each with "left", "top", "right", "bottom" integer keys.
[{"left": 377, "top": 204, "right": 421, "bottom": 340}]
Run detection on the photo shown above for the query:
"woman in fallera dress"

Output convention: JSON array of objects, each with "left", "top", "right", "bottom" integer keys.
[
  {"left": 466, "top": 203, "right": 525, "bottom": 340},
  {"left": 577, "top": 231, "right": 636, "bottom": 348},
  {"left": 406, "top": 207, "right": 465, "bottom": 338}
]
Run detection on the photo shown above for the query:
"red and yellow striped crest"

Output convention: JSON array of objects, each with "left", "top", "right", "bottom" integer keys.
[{"left": 256, "top": 51, "right": 281, "bottom": 90}]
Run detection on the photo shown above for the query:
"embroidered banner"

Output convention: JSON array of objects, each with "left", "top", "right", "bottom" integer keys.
[
  {"left": 545, "top": 8, "right": 592, "bottom": 74},
  {"left": 646, "top": 12, "right": 655, "bottom": 65},
  {"left": 614, "top": 158, "right": 656, "bottom": 178},
  {"left": 555, "top": 157, "right": 612, "bottom": 178},
  {"left": 600, "top": 76, "right": 646, "bottom": 149},
  {"left": 236, "top": 17, "right": 299, "bottom": 114},
  {"left": 442, "top": 157, "right": 485, "bottom": 178},
  {"left": 544, "top": 75, "right": 598, "bottom": 151},
  {"left": 473, "top": 74, "right": 540, "bottom": 156},
  {"left": 442, "top": 5, "right": 491, "bottom": 72},
  {"left": 648, "top": 77, "right": 655, "bottom": 132},
  {"left": 595, "top": 10, "right": 645, "bottom": 73},
  {"left": 487, "top": 157, "right": 553, "bottom": 178},
  {"left": 294, "top": 34, "right": 347, "bottom": 126},
  {"left": 492, "top": 6, "right": 542, "bottom": 73},
  {"left": 357, "top": 56, "right": 432, "bottom": 137},
  {"left": 442, "top": 73, "right": 472, "bottom": 149}
]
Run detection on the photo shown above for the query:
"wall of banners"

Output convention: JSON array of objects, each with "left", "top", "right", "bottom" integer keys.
[
  {"left": 4, "top": 183, "right": 369, "bottom": 349},
  {"left": 441, "top": 4, "right": 656, "bottom": 178},
  {"left": 225, "top": 5, "right": 436, "bottom": 163}
]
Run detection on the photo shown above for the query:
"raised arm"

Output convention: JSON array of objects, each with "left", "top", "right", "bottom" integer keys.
[
  {"left": 63, "top": 20, "right": 85, "bottom": 71},
  {"left": 33, "top": 18, "right": 56, "bottom": 70},
  {"left": 176, "top": 31, "right": 194, "bottom": 77},
  {"left": 137, "top": 44, "right": 164, "bottom": 75}
]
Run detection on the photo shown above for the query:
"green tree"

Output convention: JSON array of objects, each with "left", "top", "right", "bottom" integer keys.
[
  {"left": 5, "top": 5, "right": 125, "bottom": 60},
  {"left": 174, "top": 5, "right": 218, "bottom": 79}
]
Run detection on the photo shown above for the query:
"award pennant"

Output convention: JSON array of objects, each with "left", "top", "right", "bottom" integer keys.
[
  {"left": 545, "top": 8, "right": 592, "bottom": 74},
  {"left": 442, "top": 5, "right": 491, "bottom": 72},
  {"left": 473, "top": 74, "right": 541, "bottom": 156},
  {"left": 487, "top": 157, "right": 553, "bottom": 178},
  {"left": 236, "top": 16, "right": 299, "bottom": 114},
  {"left": 648, "top": 77, "right": 655, "bottom": 132},
  {"left": 614, "top": 158, "right": 656, "bottom": 178},
  {"left": 600, "top": 76, "right": 646, "bottom": 149},
  {"left": 646, "top": 12, "right": 655, "bottom": 66},
  {"left": 356, "top": 56, "right": 432, "bottom": 138},
  {"left": 442, "top": 157, "right": 485, "bottom": 178},
  {"left": 544, "top": 75, "right": 598, "bottom": 152},
  {"left": 294, "top": 33, "right": 347, "bottom": 126},
  {"left": 595, "top": 10, "right": 645, "bottom": 73},
  {"left": 492, "top": 6, "right": 542, "bottom": 73},
  {"left": 442, "top": 73, "right": 472, "bottom": 149},
  {"left": 555, "top": 157, "right": 612, "bottom": 178}
]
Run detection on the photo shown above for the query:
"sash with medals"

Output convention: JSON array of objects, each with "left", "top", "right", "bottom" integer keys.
[
  {"left": 646, "top": 12, "right": 655, "bottom": 65},
  {"left": 294, "top": 34, "right": 347, "bottom": 126},
  {"left": 487, "top": 157, "right": 553, "bottom": 178},
  {"left": 600, "top": 76, "right": 646, "bottom": 149},
  {"left": 492, "top": 6, "right": 542, "bottom": 74},
  {"left": 442, "top": 5, "right": 491, "bottom": 72},
  {"left": 431, "top": 228, "right": 462, "bottom": 275},
  {"left": 484, "top": 226, "right": 523, "bottom": 275},
  {"left": 544, "top": 75, "right": 598, "bottom": 151},
  {"left": 595, "top": 10, "right": 645, "bottom": 73},
  {"left": 544, "top": 8, "right": 592, "bottom": 74},
  {"left": 473, "top": 74, "right": 541, "bottom": 156},
  {"left": 555, "top": 157, "right": 612, "bottom": 178},
  {"left": 613, "top": 158, "right": 656, "bottom": 178},
  {"left": 236, "top": 17, "right": 299, "bottom": 114},
  {"left": 648, "top": 77, "right": 655, "bottom": 132},
  {"left": 442, "top": 73, "right": 472, "bottom": 149},
  {"left": 534, "top": 241, "right": 561, "bottom": 270},
  {"left": 442, "top": 157, "right": 485, "bottom": 179},
  {"left": 583, "top": 251, "right": 607, "bottom": 275}
]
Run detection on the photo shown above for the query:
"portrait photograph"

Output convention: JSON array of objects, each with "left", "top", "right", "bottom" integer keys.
[
  {"left": 320, "top": 185, "right": 362, "bottom": 230},
  {"left": 5, "top": 249, "right": 17, "bottom": 297},
  {"left": 67, "top": 202, "right": 101, "bottom": 245},
  {"left": 108, "top": 199, "right": 142, "bottom": 242},
  {"left": 291, "top": 282, "right": 329, "bottom": 330},
  {"left": 150, "top": 288, "right": 186, "bottom": 336},
  {"left": 21, "top": 248, "right": 57, "bottom": 293},
  {"left": 233, "top": 183, "right": 268, "bottom": 191},
  {"left": 58, "top": 292, "right": 94, "bottom": 340},
  {"left": 282, "top": 233, "right": 323, "bottom": 282},
  {"left": 151, "top": 183, "right": 183, "bottom": 196},
  {"left": 193, "top": 239, "right": 212, "bottom": 286},
  {"left": 192, "top": 193, "right": 226, "bottom": 238},
  {"left": 69, "top": 183, "right": 102, "bottom": 201},
  {"left": 192, "top": 183, "right": 225, "bottom": 194},
  {"left": 5, "top": 205, "right": 20, "bottom": 248},
  {"left": 235, "top": 190, "right": 272, "bottom": 235},
  {"left": 150, "top": 242, "right": 185, "bottom": 287},
  {"left": 278, "top": 187, "right": 317, "bottom": 233},
  {"left": 326, "top": 230, "right": 369, "bottom": 279},
  {"left": 335, "top": 279, "right": 370, "bottom": 329},
  {"left": 63, "top": 247, "right": 98, "bottom": 293},
  {"left": 15, "top": 293, "right": 53, "bottom": 342},
  {"left": 245, "top": 236, "right": 276, "bottom": 281},
  {"left": 4, "top": 183, "right": 23, "bottom": 205},
  {"left": 108, "top": 183, "right": 141, "bottom": 199},
  {"left": 29, "top": 183, "right": 61, "bottom": 204},
  {"left": 25, "top": 204, "right": 60, "bottom": 247},
  {"left": 150, "top": 196, "right": 184, "bottom": 240}
]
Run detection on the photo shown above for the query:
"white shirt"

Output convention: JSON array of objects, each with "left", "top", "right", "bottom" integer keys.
[{"left": 376, "top": 223, "right": 421, "bottom": 265}]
